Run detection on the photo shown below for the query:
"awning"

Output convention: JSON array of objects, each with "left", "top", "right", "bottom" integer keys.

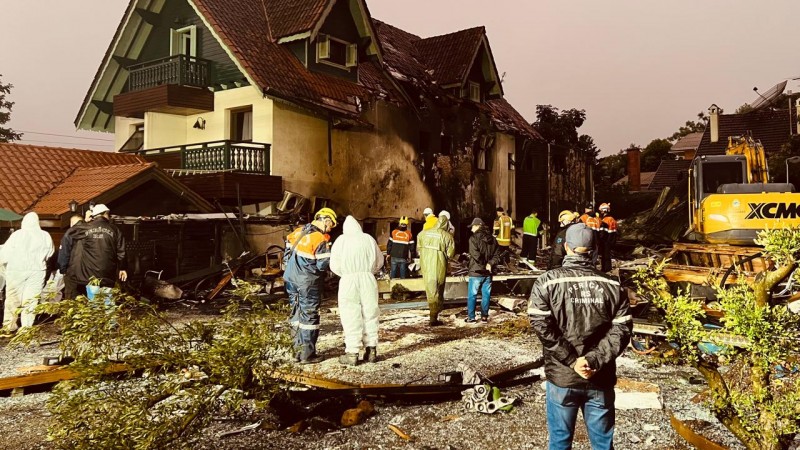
[{"left": 0, "top": 209, "right": 22, "bottom": 222}]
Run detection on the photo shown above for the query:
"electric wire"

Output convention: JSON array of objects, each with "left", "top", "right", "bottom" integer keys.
[{"left": 17, "top": 130, "right": 114, "bottom": 142}]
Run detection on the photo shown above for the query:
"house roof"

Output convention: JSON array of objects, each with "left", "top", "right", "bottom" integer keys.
[
  {"left": 648, "top": 159, "right": 691, "bottom": 192},
  {"left": 30, "top": 163, "right": 214, "bottom": 217},
  {"left": 0, "top": 143, "right": 143, "bottom": 214},
  {"left": 670, "top": 132, "right": 703, "bottom": 153},
  {"left": 613, "top": 172, "right": 656, "bottom": 189},
  {"left": 696, "top": 108, "right": 797, "bottom": 157},
  {"left": 415, "top": 27, "right": 485, "bottom": 86},
  {"left": 266, "top": 0, "right": 329, "bottom": 40},
  {"left": 78, "top": 0, "right": 537, "bottom": 140}
]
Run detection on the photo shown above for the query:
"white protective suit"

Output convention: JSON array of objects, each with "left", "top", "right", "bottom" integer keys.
[
  {"left": 329, "top": 216, "right": 383, "bottom": 354},
  {"left": 0, "top": 213, "right": 54, "bottom": 330}
]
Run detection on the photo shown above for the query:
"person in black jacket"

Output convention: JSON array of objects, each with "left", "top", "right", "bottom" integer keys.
[
  {"left": 466, "top": 218, "right": 500, "bottom": 323},
  {"left": 74, "top": 204, "right": 127, "bottom": 296},
  {"left": 549, "top": 210, "right": 579, "bottom": 270},
  {"left": 528, "top": 223, "right": 632, "bottom": 450},
  {"left": 58, "top": 215, "right": 86, "bottom": 299}
]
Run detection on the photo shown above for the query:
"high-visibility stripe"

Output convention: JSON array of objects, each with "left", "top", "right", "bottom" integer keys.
[
  {"left": 523, "top": 232, "right": 538, "bottom": 236},
  {"left": 316, "top": 253, "right": 330, "bottom": 259},
  {"left": 290, "top": 321, "right": 321, "bottom": 330},
  {"left": 421, "top": 245, "right": 442, "bottom": 251},
  {"left": 612, "top": 315, "right": 632, "bottom": 324},
  {"left": 295, "top": 250, "right": 319, "bottom": 260},
  {"left": 541, "top": 276, "right": 619, "bottom": 289},
  {"left": 528, "top": 307, "right": 552, "bottom": 316}
]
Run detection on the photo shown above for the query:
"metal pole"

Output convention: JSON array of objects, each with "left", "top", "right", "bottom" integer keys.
[{"left": 547, "top": 143, "right": 551, "bottom": 227}]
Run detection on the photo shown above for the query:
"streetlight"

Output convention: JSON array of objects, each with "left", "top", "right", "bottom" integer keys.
[
  {"left": 786, "top": 156, "right": 800, "bottom": 185},
  {"left": 68, "top": 199, "right": 78, "bottom": 213}
]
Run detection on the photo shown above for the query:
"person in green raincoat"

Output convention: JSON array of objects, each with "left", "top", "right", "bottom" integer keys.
[{"left": 416, "top": 213, "right": 455, "bottom": 326}]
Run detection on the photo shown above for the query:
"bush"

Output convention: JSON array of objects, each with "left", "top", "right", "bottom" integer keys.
[
  {"left": 12, "top": 281, "right": 292, "bottom": 450},
  {"left": 634, "top": 227, "right": 800, "bottom": 450}
]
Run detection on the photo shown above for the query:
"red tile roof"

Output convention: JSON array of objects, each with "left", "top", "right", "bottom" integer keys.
[
  {"left": 0, "top": 144, "right": 143, "bottom": 214},
  {"left": 266, "top": 0, "right": 328, "bottom": 40},
  {"left": 31, "top": 163, "right": 153, "bottom": 216},
  {"left": 696, "top": 108, "right": 797, "bottom": 157},
  {"left": 415, "top": 27, "right": 485, "bottom": 86},
  {"left": 649, "top": 159, "right": 691, "bottom": 191}
]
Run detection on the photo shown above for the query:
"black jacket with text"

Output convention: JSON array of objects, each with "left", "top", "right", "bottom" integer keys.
[
  {"left": 528, "top": 254, "right": 632, "bottom": 389},
  {"left": 73, "top": 217, "right": 127, "bottom": 287}
]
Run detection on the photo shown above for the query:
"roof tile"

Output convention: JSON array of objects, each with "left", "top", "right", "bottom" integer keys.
[
  {"left": 697, "top": 108, "right": 797, "bottom": 157},
  {"left": 649, "top": 159, "right": 691, "bottom": 192},
  {"left": 0, "top": 144, "right": 143, "bottom": 214}
]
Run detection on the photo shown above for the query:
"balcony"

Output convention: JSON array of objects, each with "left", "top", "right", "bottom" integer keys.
[
  {"left": 131, "top": 140, "right": 271, "bottom": 174},
  {"left": 114, "top": 55, "right": 214, "bottom": 118},
  {"left": 129, "top": 141, "right": 282, "bottom": 204}
]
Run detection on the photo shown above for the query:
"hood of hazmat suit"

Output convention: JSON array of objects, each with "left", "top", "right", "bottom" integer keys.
[
  {"left": 329, "top": 216, "right": 383, "bottom": 354},
  {"left": 0, "top": 212, "right": 54, "bottom": 272},
  {"left": 417, "top": 215, "right": 455, "bottom": 283}
]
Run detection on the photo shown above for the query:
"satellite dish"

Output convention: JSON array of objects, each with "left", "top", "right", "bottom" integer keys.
[{"left": 750, "top": 80, "right": 787, "bottom": 111}]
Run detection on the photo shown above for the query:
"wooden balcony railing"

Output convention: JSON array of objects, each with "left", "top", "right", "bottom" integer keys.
[
  {"left": 127, "top": 55, "right": 210, "bottom": 92},
  {"left": 129, "top": 141, "right": 271, "bottom": 174}
]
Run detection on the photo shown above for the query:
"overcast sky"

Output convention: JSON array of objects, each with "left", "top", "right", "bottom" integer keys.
[{"left": 2, "top": 0, "right": 799, "bottom": 154}]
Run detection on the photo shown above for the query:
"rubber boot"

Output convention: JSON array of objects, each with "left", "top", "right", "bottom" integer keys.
[
  {"left": 363, "top": 346, "right": 378, "bottom": 363},
  {"left": 429, "top": 311, "right": 442, "bottom": 326},
  {"left": 338, "top": 353, "right": 359, "bottom": 366}
]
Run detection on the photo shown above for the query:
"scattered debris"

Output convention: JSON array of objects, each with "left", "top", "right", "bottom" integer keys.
[
  {"left": 340, "top": 400, "right": 375, "bottom": 427},
  {"left": 388, "top": 424, "right": 412, "bottom": 441},
  {"left": 215, "top": 421, "right": 262, "bottom": 439},
  {"left": 670, "top": 414, "right": 730, "bottom": 450},
  {"left": 461, "top": 384, "right": 516, "bottom": 414}
]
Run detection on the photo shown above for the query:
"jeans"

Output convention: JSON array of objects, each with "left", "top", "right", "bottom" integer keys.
[
  {"left": 390, "top": 257, "right": 408, "bottom": 279},
  {"left": 546, "top": 381, "right": 615, "bottom": 450},
  {"left": 466, "top": 276, "right": 491, "bottom": 320}
]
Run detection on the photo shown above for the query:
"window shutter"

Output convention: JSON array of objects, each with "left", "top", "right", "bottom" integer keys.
[
  {"left": 317, "top": 35, "right": 330, "bottom": 59},
  {"left": 346, "top": 43, "right": 358, "bottom": 68}
]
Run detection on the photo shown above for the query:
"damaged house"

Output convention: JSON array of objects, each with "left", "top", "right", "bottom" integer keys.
[{"left": 75, "top": 0, "right": 550, "bottom": 247}]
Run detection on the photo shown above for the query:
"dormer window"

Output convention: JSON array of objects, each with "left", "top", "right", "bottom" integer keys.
[
  {"left": 317, "top": 34, "right": 357, "bottom": 69},
  {"left": 469, "top": 81, "right": 481, "bottom": 102}
]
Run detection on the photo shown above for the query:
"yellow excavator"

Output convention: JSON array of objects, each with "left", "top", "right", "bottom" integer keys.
[{"left": 665, "top": 135, "right": 800, "bottom": 286}]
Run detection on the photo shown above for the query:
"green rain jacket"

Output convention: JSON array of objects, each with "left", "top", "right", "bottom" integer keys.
[
  {"left": 523, "top": 215, "right": 541, "bottom": 237},
  {"left": 417, "top": 216, "right": 456, "bottom": 284}
]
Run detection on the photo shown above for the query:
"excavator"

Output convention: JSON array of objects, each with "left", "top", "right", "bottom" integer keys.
[{"left": 663, "top": 134, "right": 800, "bottom": 289}]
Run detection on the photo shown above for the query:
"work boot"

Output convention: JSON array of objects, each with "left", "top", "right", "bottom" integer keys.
[
  {"left": 338, "top": 353, "right": 359, "bottom": 366},
  {"left": 363, "top": 346, "right": 378, "bottom": 363},
  {"left": 299, "top": 354, "right": 324, "bottom": 365}
]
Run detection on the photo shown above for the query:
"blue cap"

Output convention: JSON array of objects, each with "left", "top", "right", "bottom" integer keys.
[{"left": 565, "top": 223, "right": 595, "bottom": 253}]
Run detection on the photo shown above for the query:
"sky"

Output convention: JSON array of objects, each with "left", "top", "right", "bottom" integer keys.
[{"left": 2, "top": 0, "right": 800, "bottom": 155}]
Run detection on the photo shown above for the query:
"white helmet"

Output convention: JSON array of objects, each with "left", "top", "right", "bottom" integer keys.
[
  {"left": 439, "top": 210, "right": 451, "bottom": 220},
  {"left": 423, "top": 207, "right": 434, "bottom": 216}
]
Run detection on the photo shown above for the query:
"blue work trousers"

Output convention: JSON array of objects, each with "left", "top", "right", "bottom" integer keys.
[
  {"left": 390, "top": 257, "right": 408, "bottom": 279},
  {"left": 286, "top": 279, "right": 322, "bottom": 360},
  {"left": 466, "top": 276, "right": 492, "bottom": 320},
  {"left": 545, "top": 381, "right": 615, "bottom": 450}
]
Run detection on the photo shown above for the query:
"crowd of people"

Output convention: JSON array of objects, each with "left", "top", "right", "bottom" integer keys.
[
  {"left": 283, "top": 204, "right": 629, "bottom": 448},
  {"left": 0, "top": 204, "right": 127, "bottom": 337}
]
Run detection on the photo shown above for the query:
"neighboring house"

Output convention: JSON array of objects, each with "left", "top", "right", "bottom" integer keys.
[
  {"left": 613, "top": 172, "right": 656, "bottom": 191},
  {"left": 670, "top": 132, "right": 703, "bottom": 160},
  {"left": 75, "top": 0, "right": 545, "bottom": 246},
  {"left": 697, "top": 103, "right": 798, "bottom": 157},
  {"left": 649, "top": 159, "right": 690, "bottom": 192}
]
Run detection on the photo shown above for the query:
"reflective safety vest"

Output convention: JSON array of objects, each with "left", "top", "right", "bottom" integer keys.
[
  {"left": 601, "top": 216, "right": 618, "bottom": 233},
  {"left": 523, "top": 215, "right": 541, "bottom": 237},
  {"left": 584, "top": 215, "right": 602, "bottom": 231},
  {"left": 283, "top": 224, "right": 331, "bottom": 284},
  {"left": 387, "top": 228, "right": 415, "bottom": 259},
  {"left": 493, "top": 214, "right": 514, "bottom": 247}
]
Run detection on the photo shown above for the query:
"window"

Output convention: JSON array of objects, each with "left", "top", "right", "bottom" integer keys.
[
  {"left": 171, "top": 25, "right": 197, "bottom": 57},
  {"left": 469, "top": 81, "right": 481, "bottom": 102},
  {"left": 317, "top": 34, "right": 357, "bottom": 68},
  {"left": 476, "top": 145, "right": 492, "bottom": 171},
  {"left": 440, "top": 135, "right": 453, "bottom": 155},
  {"left": 230, "top": 107, "right": 253, "bottom": 142},
  {"left": 702, "top": 161, "right": 744, "bottom": 194},
  {"left": 120, "top": 124, "right": 144, "bottom": 152}
]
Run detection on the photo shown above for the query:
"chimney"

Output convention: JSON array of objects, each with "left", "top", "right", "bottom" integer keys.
[
  {"left": 626, "top": 146, "right": 641, "bottom": 192},
  {"left": 709, "top": 104, "right": 721, "bottom": 143}
]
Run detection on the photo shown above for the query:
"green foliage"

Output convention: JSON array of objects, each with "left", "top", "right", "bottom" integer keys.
[
  {"left": 633, "top": 227, "right": 800, "bottom": 449},
  {"left": 767, "top": 135, "right": 800, "bottom": 183},
  {"left": 640, "top": 138, "right": 673, "bottom": 172},
  {"left": 533, "top": 104, "right": 600, "bottom": 160},
  {"left": 0, "top": 74, "right": 22, "bottom": 143},
  {"left": 12, "top": 281, "right": 292, "bottom": 450},
  {"left": 668, "top": 111, "right": 709, "bottom": 142}
]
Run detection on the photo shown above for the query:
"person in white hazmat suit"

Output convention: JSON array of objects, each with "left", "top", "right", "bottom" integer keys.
[
  {"left": 0, "top": 212, "right": 54, "bottom": 334},
  {"left": 329, "top": 216, "right": 384, "bottom": 366}
]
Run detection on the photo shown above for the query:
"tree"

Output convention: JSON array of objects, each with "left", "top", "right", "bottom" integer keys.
[
  {"left": 640, "top": 138, "right": 673, "bottom": 172},
  {"left": 533, "top": 105, "right": 600, "bottom": 160},
  {"left": 736, "top": 103, "right": 754, "bottom": 114},
  {"left": 595, "top": 149, "right": 627, "bottom": 190},
  {"left": 669, "top": 111, "right": 710, "bottom": 142},
  {"left": 13, "top": 282, "right": 291, "bottom": 449},
  {"left": 0, "top": 74, "right": 22, "bottom": 142},
  {"left": 634, "top": 227, "right": 800, "bottom": 450},
  {"left": 767, "top": 135, "right": 800, "bottom": 183}
]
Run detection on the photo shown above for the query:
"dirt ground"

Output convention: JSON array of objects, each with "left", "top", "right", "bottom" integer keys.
[{"left": 0, "top": 297, "right": 762, "bottom": 450}]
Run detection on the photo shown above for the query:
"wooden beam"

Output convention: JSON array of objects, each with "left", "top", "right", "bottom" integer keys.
[
  {"left": 112, "top": 55, "right": 137, "bottom": 68},
  {"left": 91, "top": 100, "right": 114, "bottom": 116},
  {"left": 134, "top": 7, "right": 160, "bottom": 26},
  {"left": 0, "top": 364, "right": 129, "bottom": 391},
  {"left": 670, "top": 413, "right": 730, "bottom": 450}
]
